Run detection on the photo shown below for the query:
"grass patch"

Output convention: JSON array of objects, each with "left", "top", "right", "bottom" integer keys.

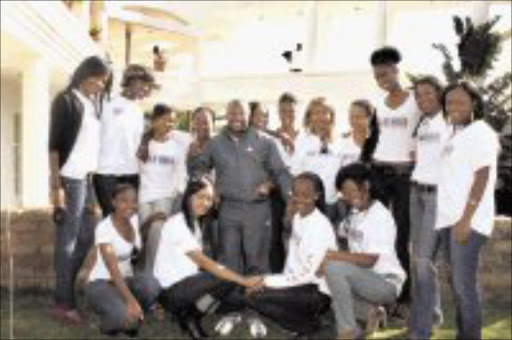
[{"left": 1, "top": 289, "right": 510, "bottom": 339}]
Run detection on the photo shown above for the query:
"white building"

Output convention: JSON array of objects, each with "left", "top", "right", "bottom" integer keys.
[{"left": 1, "top": 1, "right": 510, "bottom": 210}]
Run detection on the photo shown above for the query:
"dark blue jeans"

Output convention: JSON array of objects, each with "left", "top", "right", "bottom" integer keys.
[
  {"left": 408, "top": 186, "right": 443, "bottom": 338},
  {"left": 441, "top": 227, "right": 487, "bottom": 340},
  {"left": 54, "top": 176, "right": 97, "bottom": 308}
]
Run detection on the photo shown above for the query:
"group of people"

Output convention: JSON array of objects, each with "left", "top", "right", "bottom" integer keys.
[{"left": 47, "top": 46, "right": 500, "bottom": 340}]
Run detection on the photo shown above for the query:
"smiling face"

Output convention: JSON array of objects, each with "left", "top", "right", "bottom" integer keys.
[
  {"left": 80, "top": 73, "right": 110, "bottom": 97},
  {"left": 373, "top": 64, "right": 398, "bottom": 93},
  {"left": 112, "top": 188, "right": 138, "bottom": 219},
  {"left": 279, "top": 101, "right": 296, "bottom": 129},
  {"left": 349, "top": 104, "right": 370, "bottom": 134},
  {"left": 415, "top": 83, "right": 441, "bottom": 116},
  {"left": 226, "top": 102, "right": 247, "bottom": 133},
  {"left": 192, "top": 110, "right": 212, "bottom": 140},
  {"left": 445, "top": 87, "right": 474, "bottom": 125},
  {"left": 190, "top": 184, "right": 214, "bottom": 218},
  {"left": 340, "top": 179, "right": 370, "bottom": 211},
  {"left": 250, "top": 106, "right": 269, "bottom": 131},
  {"left": 152, "top": 111, "right": 174, "bottom": 136},
  {"left": 291, "top": 177, "right": 317, "bottom": 217},
  {"left": 308, "top": 102, "right": 332, "bottom": 135}
]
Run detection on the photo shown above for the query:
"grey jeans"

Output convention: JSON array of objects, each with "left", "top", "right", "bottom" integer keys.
[
  {"left": 218, "top": 200, "right": 272, "bottom": 274},
  {"left": 84, "top": 274, "right": 161, "bottom": 334},
  {"left": 326, "top": 262, "right": 397, "bottom": 333},
  {"left": 408, "top": 186, "right": 443, "bottom": 338},
  {"left": 138, "top": 195, "right": 182, "bottom": 275},
  {"left": 54, "top": 176, "right": 97, "bottom": 308},
  {"left": 441, "top": 228, "right": 487, "bottom": 340}
]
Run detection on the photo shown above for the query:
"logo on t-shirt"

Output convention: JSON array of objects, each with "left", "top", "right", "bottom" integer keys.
[
  {"left": 418, "top": 132, "right": 441, "bottom": 142},
  {"left": 441, "top": 143, "right": 453, "bottom": 157},
  {"left": 380, "top": 117, "right": 408, "bottom": 128},
  {"left": 113, "top": 106, "right": 124, "bottom": 115},
  {"left": 149, "top": 155, "right": 176, "bottom": 165}
]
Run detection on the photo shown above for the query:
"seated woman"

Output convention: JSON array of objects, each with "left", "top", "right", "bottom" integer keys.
[
  {"left": 152, "top": 176, "right": 263, "bottom": 340},
  {"left": 83, "top": 184, "right": 161, "bottom": 337},
  {"left": 228, "top": 172, "right": 338, "bottom": 338},
  {"left": 324, "top": 163, "right": 406, "bottom": 339}
]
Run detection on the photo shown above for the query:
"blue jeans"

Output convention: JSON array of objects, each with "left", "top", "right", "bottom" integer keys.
[
  {"left": 326, "top": 262, "right": 397, "bottom": 333},
  {"left": 85, "top": 274, "right": 161, "bottom": 333},
  {"left": 408, "top": 186, "right": 443, "bottom": 338},
  {"left": 54, "top": 176, "right": 97, "bottom": 308},
  {"left": 441, "top": 227, "right": 487, "bottom": 340}
]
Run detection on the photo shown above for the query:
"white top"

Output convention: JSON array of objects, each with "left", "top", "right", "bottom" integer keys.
[
  {"left": 436, "top": 120, "right": 499, "bottom": 236},
  {"left": 153, "top": 213, "right": 203, "bottom": 289},
  {"left": 97, "top": 95, "right": 145, "bottom": 175},
  {"left": 338, "top": 201, "right": 406, "bottom": 295},
  {"left": 374, "top": 91, "right": 421, "bottom": 163},
  {"left": 339, "top": 133, "right": 363, "bottom": 167},
  {"left": 88, "top": 214, "right": 141, "bottom": 282},
  {"left": 139, "top": 131, "right": 192, "bottom": 203},
  {"left": 274, "top": 135, "right": 294, "bottom": 169},
  {"left": 411, "top": 112, "right": 449, "bottom": 185},
  {"left": 60, "top": 89, "right": 100, "bottom": 179},
  {"left": 265, "top": 208, "right": 338, "bottom": 295},
  {"left": 290, "top": 133, "right": 345, "bottom": 204}
]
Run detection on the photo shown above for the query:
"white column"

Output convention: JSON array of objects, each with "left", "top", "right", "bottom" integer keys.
[
  {"left": 376, "top": 0, "right": 388, "bottom": 47},
  {"left": 305, "top": 1, "right": 318, "bottom": 72},
  {"left": 472, "top": 1, "right": 490, "bottom": 26},
  {"left": 21, "top": 57, "right": 50, "bottom": 208}
]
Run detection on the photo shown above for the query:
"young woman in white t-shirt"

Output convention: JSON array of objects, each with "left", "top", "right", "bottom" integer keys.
[
  {"left": 340, "top": 100, "right": 380, "bottom": 167},
  {"left": 48, "top": 56, "right": 111, "bottom": 325},
  {"left": 436, "top": 82, "right": 499, "bottom": 340},
  {"left": 153, "top": 177, "right": 263, "bottom": 340},
  {"left": 323, "top": 162, "right": 406, "bottom": 340},
  {"left": 137, "top": 104, "right": 192, "bottom": 274},
  {"left": 219, "top": 172, "right": 337, "bottom": 338},
  {"left": 94, "top": 64, "right": 157, "bottom": 217},
  {"left": 369, "top": 46, "right": 421, "bottom": 310},
  {"left": 290, "top": 97, "right": 345, "bottom": 225},
  {"left": 83, "top": 184, "right": 161, "bottom": 337}
]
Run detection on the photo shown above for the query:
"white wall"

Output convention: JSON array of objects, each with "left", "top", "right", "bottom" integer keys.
[{"left": 1, "top": 75, "right": 21, "bottom": 207}]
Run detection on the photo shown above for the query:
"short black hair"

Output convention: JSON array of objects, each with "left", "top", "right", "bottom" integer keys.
[
  {"left": 112, "top": 183, "right": 136, "bottom": 200},
  {"left": 151, "top": 103, "right": 173, "bottom": 120},
  {"left": 278, "top": 92, "right": 297, "bottom": 105},
  {"left": 442, "top": 81, "right": 485, "bottom": 120},
  {"left": 370, "top": 46, "right": 402, "bottom": 66},
  {"left": 335, "top": 162, "right": 383, "bottom": 202}
]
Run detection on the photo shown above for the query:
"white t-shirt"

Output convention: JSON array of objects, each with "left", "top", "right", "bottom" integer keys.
[
  {"left": 411, "top": 112, "right": 449, "bottom": 185},
  {"left": 88, "top": 214, "right": 141, "bottom": 282},
  {"left": 97, "top": 95, "right": 144, "bottom": 175},
  {"left": 153, "top": 213, "right": 203, "bottom": 289},
  {"left": 338, "top": 201, "right": 406, "bottom": 295},
  {"left": 290, "top": 133, "right": 345, "bottom": 204},
  {"left": 339, "top": 133, "right": 363, "bottom": 167},
  {"left": 436, "top": 120, "right": 499, "bottom": 236},
  {"left": 139, "top": 131, "right": 192, "bottom": 204},
  {"left": 265, "top": 208, "right": 338, "bottom": 295},
  {"left": 60, "top": 89, "right": 100, "bottom": 179},
  {"left": 374, "top": 91, "right": 421, "bottom": 163}
]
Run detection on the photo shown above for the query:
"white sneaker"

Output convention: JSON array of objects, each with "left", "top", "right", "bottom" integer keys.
[
  {"left": 214, "top": 313, "right": 242, "bottom": 336},
  {"left": 247, "top": 316, "right": 267, "bottom": 338}
]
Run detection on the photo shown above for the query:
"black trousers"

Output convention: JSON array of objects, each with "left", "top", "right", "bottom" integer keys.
[
  {"left": 231, "top": 284, "right": 331, "bottom": 335},
  {"left": 372, "top": 163, "right": 412, "bottom": 304},
  {"left": 159, "top": 272, "right": 236, "bottom": 321},
  {"left": 92, "top": 174, "right": 140, "bottom": 217}
]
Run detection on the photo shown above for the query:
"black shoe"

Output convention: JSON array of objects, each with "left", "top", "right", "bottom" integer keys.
[
  {"left": 123, "top": 329, "right": 139, "bottom": 338},
  {"left": 178, "top": 318, "right": 209, "bottom": 339}
]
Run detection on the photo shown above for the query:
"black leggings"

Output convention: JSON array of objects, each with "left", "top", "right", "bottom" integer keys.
[
  {"left": 233, "top": 284, "right": 331, "bottom": 334},
  {"left": 159, "top": 272, "right": 236, "bottom": 320}
]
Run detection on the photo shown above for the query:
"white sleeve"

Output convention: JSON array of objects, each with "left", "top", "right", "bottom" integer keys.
[
  {"left": 265, "top": 226, "right": 333, "bottom": 288},
  {"left": 131, "top": 215, "right": 142, "bottom": 250},
  {"left": 95, "top": 220, "right": 113, "bottom": 245},
  {"left": 469, "top": 125, "right": 499, "bottom": 172},
  {"left": 175, "top": 145, "right": 189, "bottom": 193}
]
